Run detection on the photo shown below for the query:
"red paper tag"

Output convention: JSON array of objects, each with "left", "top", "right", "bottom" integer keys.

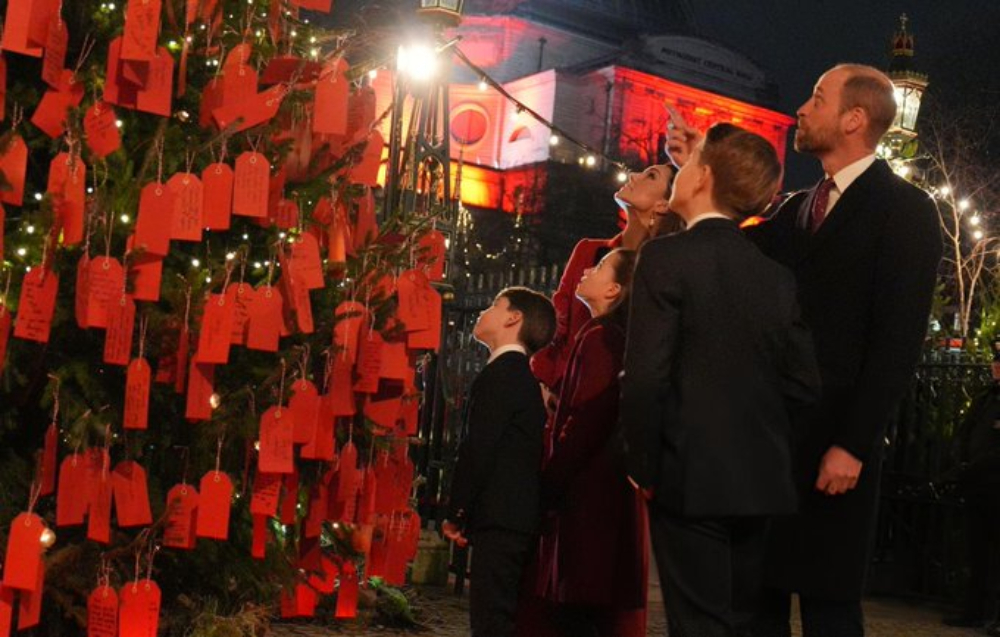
[
  {"left": 334, "top": 560, "right": 359, "bottom": 618},
  {"left": 304, "top": 483, "right": 327, "bottom": 538},
  {"left": 41, "top": 16, "right": 68, "bottom": 88},
  {"left": 354, "top": 189, "right": 378, "bottom": 249},
  {"left": 280, "top": 471, "right": 298, "bottom": 525},
  {"left": 2, "top": 513, "right": 45, "bottom": 590},
  {"left": 87, "top": 585, "right": 118, "bottom": 637},
  {"left": 103, "top": 38, "right": 138, "bottom": 109},
  {"left": 333, "top": 301, "right": 366, "bottom": 365},
  {"left": 246, "top": 286, "right": 282, "bottom": 352},
  {"left": 195, "top": 294, "right": 234, "bottom": 364},
  {"left": 0, "top": 0, "right": 43, "bottom": 56},
  {"left": 48, "top": 152, "right": 86, "bottom": 245},
  {"left": 196, "top": 471, "right": 233, "bottom": 540},
  {"left": 347, "top": 85, "right": 376, "bottom": 141},
  {"left": 135, "top": 183, "right": 175, "bottom": 257},
  {"left": 57, "top": 453, "right": 88, "bottom": 526},
  {"left": 16, "top": 561, "right": 43, "bottom": 628},
  {"left": 220, "top": 64, "right": 257, "bottom": 109},
  {"left": 271, "top": 198, "right": 297, "bottom": 230},
  {"left": 358, "top": 468, "right": 377, "bottom": 524},
  {"left": 292, "top": 0, "right": 332, "bottom": 11},
  {"left": 104, "top": 295, "right": 136, "bottom": 366},
  {"left": 135, "top": 48, "right": 173, "bottom": 117},
  {"left": 84, "top": 102, "right": 122, "bottom": 158},
  {"left": 201, "top": 163, "right": 233, "bottom": 229},
  {"left": 130, "top": 252, "right": 163, "bottom": 302},
  {"left": 199, "top": 76, "right": 223, "bottom": 128},
  {"left": 308, "top": 555, "right": 339, "bottom": 594},
  {"left": 122, "top": 0, "right": 161, "bottom": 61},
  {"left": 289, "top": 233, "right": 324, "bottom": 290},
  {"left": 407, "top": 285, "right": 442, "bottom": 351},
  {"left": 258, "top": 406, "right": 294, "bottom": 474},
  {"left": 250, "top": 471, "right": 281, "bottom": 516},
  {"left": 354, "top": 331, "right": 383, "bottom": 394},
  {"left": 251, "top": 514, "right": 268, "bottom": 559},
  {"left": 328, "top": 356, "right": 357, "bottom": 416},
  {"left": 167, "top": 173, "right": 203, "bottom": 242},
  {"left": 0, "top": 134, "right": 28, "bottom": 206},
  {"left": 227, "top": 283, "right": 255, "bottom": 345},
  {"left": 164, "top": 484, "right": 199, "bottom": 549},
  {"left": 119, "top": 579, "right": 161, "bottom": 637},
  {"left": 185, "top": 361, "right": 215, "bottom": 422},
  {"left": 260, "top": 55, "right": 320, "bottom": 84},
  {"left": 289, "top": 380, "right": 319, "bottom": 445},
  {"left": 379, "top": 338, "right": 410, "bottom": 381},
  {"left": 301, "top": 393, "right": 335, "bottom": 461},
  {"left": 313, "top": 59, "right": 349, "bottom": 136},
  {"left": 349, "top": 130, "right": 384, "bottom": 186},
  {"left": 40, "top": 423, "right": 57, "bottom": 496},
  {"left": 337, "top": 441, "right": 360, "bottom": 504},
  {"left": 86, "top": 257, "right": 125, "bottom": 329},
  {"left": 232, "top": 152, "right": 269, "bottom": 218},
  {"left": 14, "top": 268, "right": 58, "bottom": 343},
  {"left": 111, "top": 460, "right": 152, "bottom": 527},
  {"left": 289, "top": 274, "right": 314, "bottom": 334},
  {"left": 87, "top": 471, "right": 113, "bottom": 544},
  {"left": 0, "top": 585, "right": 12, "bottom": 636},
  {"left": 396, "top": 269, "right": 432, "bottom": 332},
  {"left": 214, "top": 84, "right": 285, "bottom": 132},
  {"left": 418, "top": 229, "right": 446, "bottom": 281}
]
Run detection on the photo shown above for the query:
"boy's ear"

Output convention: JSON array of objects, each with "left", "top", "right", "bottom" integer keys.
[
  {"left": 504, "top": 309, "right": 523, "bottom": 328},
  {"left": 696, "top": 164, "right": 713, "bottom": 196}
]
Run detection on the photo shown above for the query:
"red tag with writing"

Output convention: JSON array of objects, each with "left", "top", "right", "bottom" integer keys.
[
  {"left": 301, "top": 393, "right": 335, "bottom": 461},
  {"left": 232, "top": 152, "right": 269, "bottom": 218},
  {"left": 289, "top": 233, "right": 324, "bottom": 289},
  {"left": 0, "top": 134, "right": 28, "bottom": 206},
  {"left": 259, "top": 406, "right": 294, "bottom": 474},
  {"left": 227, "top": 283, "right": 254, "bottom": 345},
  {"left": 347, "top": 85, "right": 376, "bottom": 141},
  {"left": 260, "top": 55, "right": 321, "bottom": 84},
  {"left": 164, "top": 484, "right": 199, "bottom": 549},
  {"left": 329, "top": 356, "right": 357, "bottom": 416},
  {"left": 17, "top": 561, "right": 43, "bottom": 628},
  {"left": 201, "top": 163, "right": 233, "bottom": 230},
  {"left": 280, "top": 471, "right": 298, "bottom": 525},
  {"left": 2, "top": 513, "right": 45, "bottom": 590},
  {"left": 185, "top": 361, "right": 214, "bottom": 422},
  {"left": 396, "top": 269, "right": 431, "bottom": 332},
  {"left": 104, "top": 295, "right": 136, "bottom": 366},
  {"left": 119, "top": 579, "right": 161, "bottom": 636},
  {"left": 354, "top": 330, "right": 383, "bottom": 394},
  {"left": 380, "top": 338, "right": 411, "bottom": 381},
  {"left": 14, "top": 268, "right": 58, "bottom": 343},
  {"left": 41, "top": 16, "right": 68, "bottom": 88},
  {"left": 349, "top": 130, "right": 384, "bottom": 186},
  {"left": 195, "top": 294, "right": 234, "bottom": 364},
  {"left": 135, "top": 183, "right": 174, "bottom": 257},
  {"left": 214, "top": 84, "right": 285, "bottom": 132},
  {"left": 196, "top": 471, "right": 233, "bottom": 540},
  {"left": 313, "top": 59, "right": 349, "bottom": 136},
  {"left": 289, "top": 274, "right": 314, "bottom": 334},
  {"left": 289, "top": 379, "right": 319, "bottom": 444},
  {"left": 251, "top": 514, "right": 268, "bottom": 559},
  {"left": 135, "top": 49, "right": 173, "bottom": 117},
  {"left": 130, "top": 252, "right": 163, "bottom": 302},
  {"left": 0, "top": 585, "right": 12, "bottom": 636},
  {"left": 48, "top": 152, "right": 86, "bottom": 245},
  {"left": 337, "top": 441, "right": 360, "bottom": 504},
  {"left": 84, "top": 102, "right": 122, "bottom": 158},
  {"left": 0, "top": 0, "right": 43, "bottom": 56},
  {"left": 199, "top": 76, "right": 223, "bottom": 128},
  {"left": 103, "top": 37, "right": 138, "bottom": 109},
  {"left": 333, "top": 301, "right": 366, "bottom": 364},
  {"left": 111, "top": 460, "right": 152, "bottom": 527},
  {"left": 86, "top": 257, "right": 125, "bottom": 329},
  {"left": 56, "top": 453, "right": 88, "bottom": 526},
  {"left": 354, "top": 189, "right": 378, "bottom": 249},
  {"left": 122, "top": 0, "right": 161, "bottom": 61},
  {"left": 246, "top": 286, "right": 282, "bottom": 352},
  {"left": 167, "top": 173, "right": 203, "bottom": 242},
  {"left": 87, "top": 471, "right": 113, "bottom": 544},
  {"left": 87, "top": 585, "right": 118, "bottom": 637},
  {"left": 220, "top": 63, "right": 257, "bottom": 109},
  {"left": 418, "top": 229, "right": 446, "bottom": 281},
  {"left": 334, "top": 560, "right": 359, "bottom": 618},
  {"left": 407, "top": 285, "right": 442, "bottom": 351},
  {"left": 31, "top": 70, "right": 84, "bottom": 138},
  {"left": 251, "top": 470, "right": 281, "bottom": 516}
]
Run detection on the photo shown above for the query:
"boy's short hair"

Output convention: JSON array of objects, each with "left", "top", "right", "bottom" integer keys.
[
  {"left": 497, "top": 287, "right": 556, "bottom": 355},
  {"left": 700, "top": 123, "right": 782, "bottom": 219}
]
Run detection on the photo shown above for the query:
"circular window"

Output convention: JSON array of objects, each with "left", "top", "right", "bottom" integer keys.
[{"left": 450, "top": 105, "right": 489, "bottom": 147}]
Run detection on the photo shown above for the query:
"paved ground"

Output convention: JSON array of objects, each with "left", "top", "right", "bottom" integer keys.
[{"left": 271, "top": 577, "right": 988, "bottom": 636}]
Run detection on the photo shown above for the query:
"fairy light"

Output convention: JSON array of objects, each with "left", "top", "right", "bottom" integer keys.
[
  {"left": 120, "top": 214, "right": 130, "bottom": 224},
  {"left": 970, "top": 215, "right": 981, "bottom": 226},
  {"left": 16, "top": 248, "right": 27, "bottom": 257},
  {"left": 226, "top": 252, "right": 236, "bottom": 261},
  {"left": 191, "top": 258, "right": 201, "bottom": 268},
  {"left": 959, "top": 199, "right": 971, "bottom": 211},
  {"left": 584, "top": 155, "right": 597, "bottom": 168},
  {"left": 478, "top": 79, "right": 488, "bottom": 91},
  {"left": 974, "top": 230, "right": 984, "bottom": 241},
  {"left": 549, "top": 133, "right": 560, "bottom": 146},
  {"left": 25, "top": 225, "right": 35, "bottom": 234},
  {"left": 39, "top": 528, "right": 56, "bottom": 549},
  {"left": 34, "top": 193, "right": 43, "bottom": 201},
  {"left": 940, "top": 185, "right": 952, "bottom": 196}
]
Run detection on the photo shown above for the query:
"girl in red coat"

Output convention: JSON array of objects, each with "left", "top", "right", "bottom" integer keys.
[{"left": 533, "top": 248, "right": 648, "bottom": 637}]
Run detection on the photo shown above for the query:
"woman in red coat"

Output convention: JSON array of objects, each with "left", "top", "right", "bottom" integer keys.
[
  {"left": 530, "top": 164, "right": 678, "bottom": 399},
  {"left": 535, "top": 248, "right": 648, "bottom": 636}
]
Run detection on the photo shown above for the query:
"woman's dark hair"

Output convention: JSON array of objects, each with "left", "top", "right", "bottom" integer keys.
[
  {"left": 700, "top": 123, "right": 782, "bottom": 219},
  {"left": 602, "top": 249, "right": 637, "bottom": 328},
  {"left": 496, "top": 286, "right": 557, "bottom": 355}
]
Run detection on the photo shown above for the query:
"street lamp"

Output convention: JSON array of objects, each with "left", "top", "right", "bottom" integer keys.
[
  {"left": 884, "top": 14, "right": 928, "bottom": 158},
  {"left": 418, "top": 0, "right": 465, "bottom": 25}
]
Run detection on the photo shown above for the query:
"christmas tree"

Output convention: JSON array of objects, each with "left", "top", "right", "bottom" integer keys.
[{"left": 0, "top": 0, "right": 448, "bottom": 634}]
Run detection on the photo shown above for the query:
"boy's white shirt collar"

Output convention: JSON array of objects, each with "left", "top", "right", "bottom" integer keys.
[
  {"left": 686, "top": 212, "right": 731, "bottom": 228},
  {"left": 488, "top": 344, "right": 527, "bottom": 364}
]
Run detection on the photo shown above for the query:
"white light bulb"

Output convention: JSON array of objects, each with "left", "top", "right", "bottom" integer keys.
[
  {"left": 26, "top": 225, "right": 35, "bottom": 234},
  {"left": 970, "top": 216, "right": 981, "bottom": 226},
  {"left": 940, "top": 185, "right": 952, "bottom": 196},
  {"left": 478, "top": 80, "right": 488, "bottom": 91},
  {"left": 120, "top": 214, "right": 130, "bottom": 224},
  {"left": 16, "top": 248, "right": 27, "bottom": 257},
  {"left": 585, "top": 155, "right": 597, "bottom": 167},
  {"left": 959, "top": 199, "right": 971, "bottom": 211},
  {"left": 974, "top": 230, "right": 984, "bottom": 240},
  {"left": 226, "top": 252, "right": 236, "bottom": 261},
  {"left": 617, "top": 171, "right": 628, "bottom": 183},
  {"left": 34, "top": 193, "right": 43, "bottom": 201},
  {"left": 191, "top": 258, "right": 201, "bottom": 268},
  {"left": 549, "top": 134, "right": 560, "bottom": 146}
]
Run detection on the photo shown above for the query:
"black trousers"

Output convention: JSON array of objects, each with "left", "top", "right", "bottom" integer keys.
[
  {"left": 751, "top": 589, "right": 864, "bottom": 637},
  {"left": 649, "top": 506, "right": 769, "bottom": 637},
  {"left": 469, "top": 528, "right": 536, "bottom": 637}
]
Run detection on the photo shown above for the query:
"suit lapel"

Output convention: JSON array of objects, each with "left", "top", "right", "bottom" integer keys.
[{"left": 807, "top": 161, "right": 889, "bottom": 258}]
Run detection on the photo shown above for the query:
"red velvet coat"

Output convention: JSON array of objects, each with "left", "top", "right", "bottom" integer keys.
[
  {"left": 536, "top": 317, "right": 648, "bottom": 610},
  {"left": 531, "top": 236, "right": 621, "bottom": 392}
]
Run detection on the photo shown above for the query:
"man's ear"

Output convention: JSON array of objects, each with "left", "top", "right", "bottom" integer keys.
[{"left": 842, "top": 106, "right": 866, "bottom": 138}]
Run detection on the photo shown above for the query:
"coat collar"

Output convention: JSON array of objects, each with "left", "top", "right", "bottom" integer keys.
[{"left": 798, "top": 159, "right": 891, "bottom": 258}]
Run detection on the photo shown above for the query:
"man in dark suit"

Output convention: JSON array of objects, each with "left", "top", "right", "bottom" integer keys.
[
  {"left": 443, "top": 286, "right": 556, "bottom": 637},
  {"left": 743, "top": 64, "right": 943, "bottom": 636},
  {"left": 620, "top": 123, "right": 821, "bottom": 637}
]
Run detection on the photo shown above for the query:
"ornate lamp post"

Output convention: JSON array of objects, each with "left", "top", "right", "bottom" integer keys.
[{"left": 882, "top": 14, "right": 929, "bottom": 162}]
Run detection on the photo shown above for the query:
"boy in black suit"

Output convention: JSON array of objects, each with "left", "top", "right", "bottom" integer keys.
[
  {"left": 444, "top": 286, "right": 556, "bottom": 637},
  {"left": 620, "top": 123, "right": 821, "bottom": 637}
]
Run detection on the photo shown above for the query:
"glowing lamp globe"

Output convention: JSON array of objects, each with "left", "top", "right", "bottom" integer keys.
[{"left": 418, "top": 0, "right": 464, "bottom": 25}]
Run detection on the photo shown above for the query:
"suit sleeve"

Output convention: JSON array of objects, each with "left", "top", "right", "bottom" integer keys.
[
  {"left": 619, "top": 243, "right": 683, "bottom": 489},
  {"left": 447, "top": 370, "right": 520, "bottom": 523},
  {"left": 835, "top": 191, "right": 942, "bottom": 461},
  {"left": 531, "top": 240, "right": 592, "bottom": 389},
  {"left": 541, "top": 328, "right": 623, "bottom": 502}
]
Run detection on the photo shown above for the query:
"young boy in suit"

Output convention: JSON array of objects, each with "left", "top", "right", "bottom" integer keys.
[
  {"left": 444, "top": 286, "right": 557, "bottom": 637},
  {"left": 620, "top": 123, "right": 821, "bottom": 637}
]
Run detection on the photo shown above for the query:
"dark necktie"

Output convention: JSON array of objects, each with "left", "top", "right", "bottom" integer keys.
[{"left": 810, "top": 178, "right": 836, "bottom": 233}]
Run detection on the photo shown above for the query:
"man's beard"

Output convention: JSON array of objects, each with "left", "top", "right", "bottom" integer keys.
[{"left": 794, "top": 124, "right": 835, "bottom": 155}]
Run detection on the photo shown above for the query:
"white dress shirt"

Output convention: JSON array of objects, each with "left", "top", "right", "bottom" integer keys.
[
  {"left": 820, "top": 154, "right": 877, "bottom": 220},
  {"left": 686, "top": 212, "right": 732, "bottom": 228},
  {"left": 488, "top": 343, "right": 527, "bottom": 364}
]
